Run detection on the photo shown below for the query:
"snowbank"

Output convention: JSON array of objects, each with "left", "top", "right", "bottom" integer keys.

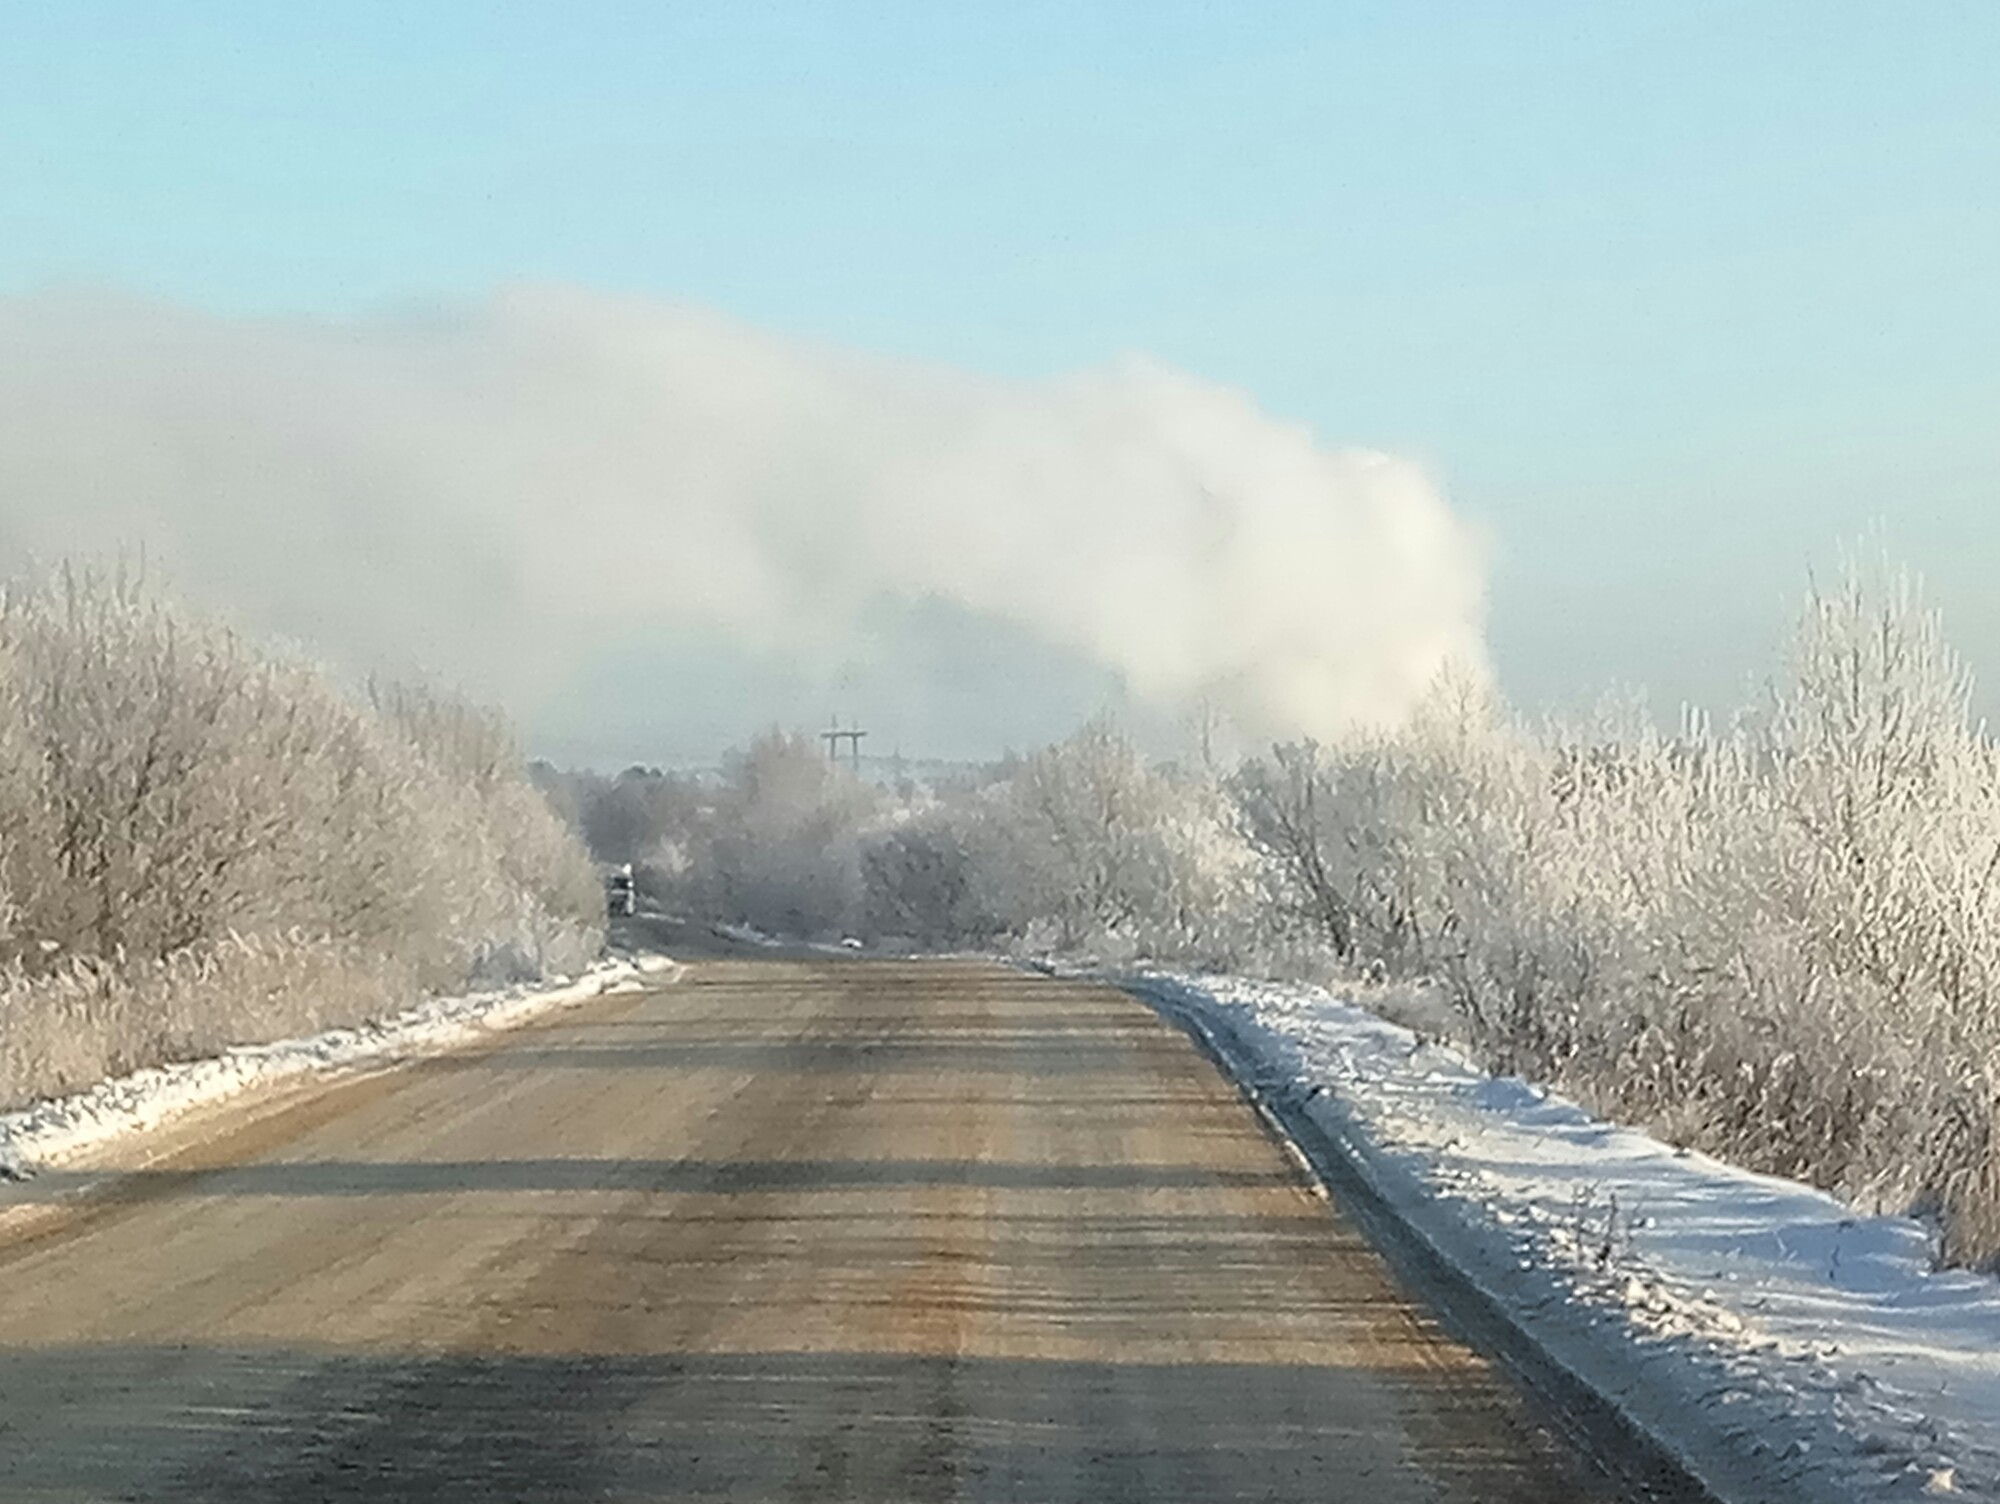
[
  {"left": 0, "top": 952, "right": 680, "bottom": 1179},
  {"left": 1123, "top": 971, "right": 2000, "bottom": 1503}
]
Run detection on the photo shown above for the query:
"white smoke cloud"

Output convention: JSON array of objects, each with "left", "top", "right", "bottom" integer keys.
[{"left": 0, "top": 286, "right": 1488, "bottom": 758}]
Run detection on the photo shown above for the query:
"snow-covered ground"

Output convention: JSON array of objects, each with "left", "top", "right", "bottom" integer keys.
[
  {"left": 0, "top": 952, "right": 679, "bottom": 1181},
  {"left": 1123, "top": 970, "right": 2000, "bottom": 1503}
]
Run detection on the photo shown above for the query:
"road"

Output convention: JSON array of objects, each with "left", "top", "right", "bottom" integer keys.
[{"left": 0, "top": 957, "right": 1624, "bottom": 1501}]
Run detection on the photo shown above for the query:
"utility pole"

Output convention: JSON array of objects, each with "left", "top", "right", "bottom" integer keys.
[{"left": 821, "top": 716, "right": 867, "bottom": 774}]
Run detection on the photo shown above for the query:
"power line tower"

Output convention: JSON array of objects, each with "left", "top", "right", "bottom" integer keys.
[{"left": 821, "top": 717, "right": 867, "bottom": 773}]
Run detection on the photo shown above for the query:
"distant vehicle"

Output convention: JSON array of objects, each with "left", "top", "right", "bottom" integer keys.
[{"left": 605, "top": 864, "right": 636, "bottom": 918}]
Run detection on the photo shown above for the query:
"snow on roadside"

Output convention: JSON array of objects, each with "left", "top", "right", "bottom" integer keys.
[
  {"left": 714, "top": 921, "right": 787, "bottom": 949},
  {"left": 1122, "top": 970, "right": 2000, "bottom": 1503},
  {"left": 0, "top": 951, "right": 680, "bottom": 1180},
  {"left": 714, "top": 921, "right": 867, "bottom": 956}
]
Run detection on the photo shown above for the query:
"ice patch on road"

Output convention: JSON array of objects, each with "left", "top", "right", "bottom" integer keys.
[
  {"left": 1119, "top": 970, "right": 2000, "bottom": 1504},
  {"left": 0, "top": 952, "right": 680, "bottom": 1180}
]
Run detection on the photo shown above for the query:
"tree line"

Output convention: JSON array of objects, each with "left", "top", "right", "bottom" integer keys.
[{"left": 0, "top": 566, "right": 603, "bottom": 1107}]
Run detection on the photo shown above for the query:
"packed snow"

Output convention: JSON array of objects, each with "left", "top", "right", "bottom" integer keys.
[
  {"left": 0, "top": 953, "right": 678, "bottom": 1182},
  {"left": 1124, "top": 970, "right": 2000, "bottom": 1503}
]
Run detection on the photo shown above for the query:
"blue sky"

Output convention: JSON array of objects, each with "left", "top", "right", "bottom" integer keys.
[{"left": 5, "top": 1, "right": 1998, "bottom": 727}]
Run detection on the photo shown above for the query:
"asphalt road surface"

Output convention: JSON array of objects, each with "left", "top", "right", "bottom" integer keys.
[{"left": 0, "top": 957, "right": 1626, "bottom": 1501}]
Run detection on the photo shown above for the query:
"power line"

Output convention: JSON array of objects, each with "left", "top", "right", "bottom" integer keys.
[{"left": 821, "top": 718, "right": 867, "bottom": 772}]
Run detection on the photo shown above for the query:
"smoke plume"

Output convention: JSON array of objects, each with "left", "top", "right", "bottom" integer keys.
[{"left": 0, "top": 286, "right": 1488, "bottom": 760}]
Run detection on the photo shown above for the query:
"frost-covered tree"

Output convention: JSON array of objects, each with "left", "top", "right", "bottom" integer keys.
[
  {"left": 534, "top": 763, "right": 709, "bottom": 873},
  {"left": 698, "top": 730, "right": 878, "bottom": 939},
  {"left": 861, "top": 812, "right": 996, "bottom": 949},
  {"left": 971, "top": 718, "right": 1255, "bottom": 961}
]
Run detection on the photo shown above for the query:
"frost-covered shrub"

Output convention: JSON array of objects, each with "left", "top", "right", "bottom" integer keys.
[
  {"left": 861, "top": 812, "right": 998, "bottom": 949},
  {"left": 1236, "top": 673, "right": 1548, "bottom": 990},
  {"left": 1236, "top": 560, "right": 2000, "bottom": 1264},
  {"left": 615, "top": 717, "right": 1259, "bottom": 964},
  {"left": 1727, "top": 567, "right": 2000, "bottom": 1254},
  {"left": 368, "top": 680, "right": 605, "bottom": 982},
  {"left": 534, "top": 762, "right": 710, "bottom": 878},
  {"left": 696, "top": 730, "right": 879, "bottom": 939},
  {"left": 0, "top": 566, "right": 602, "bottom": 1107},
  {"left": 970, "top": 718, "right": 1258, "bottom": 963},
  {"left": 1497, "top": 567, "right": 2000, "bottom": 1261}
]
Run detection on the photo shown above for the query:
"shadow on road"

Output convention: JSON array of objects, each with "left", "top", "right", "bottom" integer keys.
[
  {"left": 10, "top": 1154, "right": 1297, "bottom": 1202},
  {"left": 0, "top": 1344, "right": 1592, "bottom": 1504},
  {"left": 409, "top": 1036, "right": 1151, "bottom": 1073}
]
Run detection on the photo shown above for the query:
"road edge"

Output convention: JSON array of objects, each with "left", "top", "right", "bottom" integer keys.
[
  {"left": 0, "top": 951, "right": 683, "bottom": 1180},
  {"left": 1117, "top": 972, "right": 1745, "bottom": 1504}
]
